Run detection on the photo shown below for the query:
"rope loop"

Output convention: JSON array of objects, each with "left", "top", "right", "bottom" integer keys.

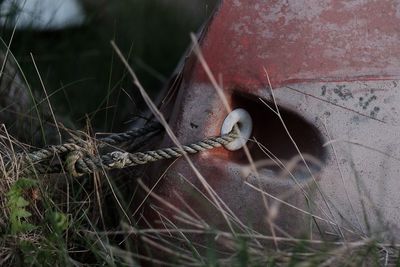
[
  {"left": 107, "top": 151, "right": 130, "bottom": 169},
  {"left": 13, "top": 123, "right": 242, "bottom": 176},
  {"left": 221, "top": 108, "right": 253, "bottom": 151},
  {"left": 66, "top": 151, "right": 85, "bottom": 177}
]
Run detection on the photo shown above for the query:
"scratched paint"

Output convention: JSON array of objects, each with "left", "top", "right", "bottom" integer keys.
[
  {"left": 146, "top": 0, "right": 400, "bottom": 242},
  {"left": 191, "top": 0, "right": 400, "bottom": 88}
]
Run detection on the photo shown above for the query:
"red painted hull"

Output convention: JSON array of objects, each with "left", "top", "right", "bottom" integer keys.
[{"left": 145, "top": 0, "right": 400, "bottom": 242}]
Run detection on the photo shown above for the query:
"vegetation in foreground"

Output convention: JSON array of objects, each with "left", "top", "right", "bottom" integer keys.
[{"left": 0, "top": 1, "right": 399, "bottom": 266}]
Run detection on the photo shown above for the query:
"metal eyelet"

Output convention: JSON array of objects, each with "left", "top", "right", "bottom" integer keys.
[{"left": 221, "top": 108, "right": 253, "bottom": 151}]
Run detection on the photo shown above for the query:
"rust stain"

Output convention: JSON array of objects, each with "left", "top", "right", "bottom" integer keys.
[
  {"left": 191, "top": 0, "right": 400, "bottom": 89},
  {"left": 146, "top": 0, "right": 400, "bottom": 242}
]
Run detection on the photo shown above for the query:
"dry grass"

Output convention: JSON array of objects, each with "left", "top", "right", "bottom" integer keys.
[{"left": 0, "top": 30, "right": 398, "bottom": 267}]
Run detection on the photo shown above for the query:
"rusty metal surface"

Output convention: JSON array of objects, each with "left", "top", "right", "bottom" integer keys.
[
  {"left": 193, "top": 0, "right": 400, "bottom": 88},
  {"left": 146, "top": 0, "right": 400, "bottom": 240}
]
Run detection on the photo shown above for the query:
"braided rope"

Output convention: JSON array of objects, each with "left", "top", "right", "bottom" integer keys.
[
  {"left": 17, "top": 128, "right": 238, "bottom": 177},
  {"left": 71, "top": 132, "right": 237, "bottom": 176},
  {"left": 98, "top": 121, "right": 162, "bottom": 146},
  {"left": 26, "top": 143, "right": 82, "bottom": 162},
  {"left": 24, "top": 122, "right": 162, "bottom": 163}
]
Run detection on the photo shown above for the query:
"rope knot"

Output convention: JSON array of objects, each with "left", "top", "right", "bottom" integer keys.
[
  {"left": 108, "top": 151, "right": 129, "bottom": 169},
  {"left": 66, "top": 151, "right": 84, "bottom": 177},
  {"left": 10, "top": 123, "right": 243, "bottom": 175}
]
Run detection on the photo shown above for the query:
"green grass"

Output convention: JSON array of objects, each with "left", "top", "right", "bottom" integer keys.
[{"left": 0, "top": 1, "right": 399, "bottom": 266}]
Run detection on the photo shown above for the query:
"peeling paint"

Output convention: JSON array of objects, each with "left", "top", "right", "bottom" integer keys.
[
  {"left": 192, "top": 0, "right": 400, "bottom": 88},
  {"left": 148, "top": 0, "right": 400, "bottom": 242}
]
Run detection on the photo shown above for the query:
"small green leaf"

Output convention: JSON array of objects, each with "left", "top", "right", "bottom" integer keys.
[
  {"left": 14, "top": 178, "right": 38, "bottom": 189},
  {"left": 19, "top": 222, "right": 37, "bottom": 232},
  {"left": 49, "top": 211, "right": 69, "bottom": 232},
  {"left": 14, "top": 208, "right": 32, "bottom": 219},
  {"left": 15, "top": 196, "right": 30, "bottom": 208},
  {"left": 6, "top": 178, "right": 38, "bottom": 234}
]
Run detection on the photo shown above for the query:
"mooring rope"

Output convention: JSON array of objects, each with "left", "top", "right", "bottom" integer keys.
[
  {"left": 25, "top": 122, "right": 163, "bottom": 163},
  {"left": 67, "top": 132, "right": 237, "bottom": 177},
  {"left": 96, "top": 121, "right": 162, "bottom": 146},
  {"left": 14, "top": 123, "right": 238, "bottom": 177}
]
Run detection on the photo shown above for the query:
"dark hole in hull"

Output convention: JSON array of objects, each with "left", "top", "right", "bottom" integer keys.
[{"left": 230, "top": 91, "right": 326, "bottom": 179}]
